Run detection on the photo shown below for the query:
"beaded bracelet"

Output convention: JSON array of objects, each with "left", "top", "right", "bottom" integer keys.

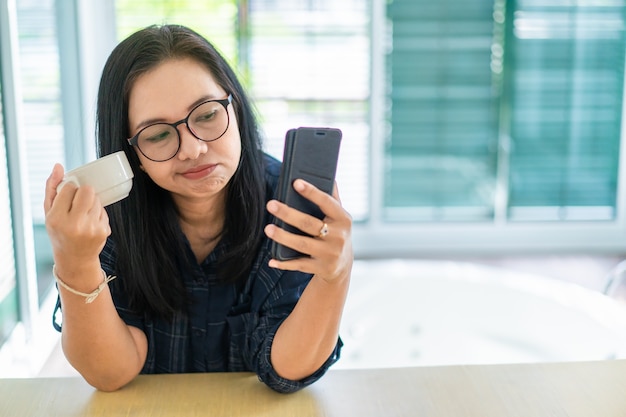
[{"left": 52, "top": 264, "right": 117, "bottom": 304}]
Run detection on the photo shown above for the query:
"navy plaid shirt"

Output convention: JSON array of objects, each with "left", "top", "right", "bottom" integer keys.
[{"left": 54, "top": 155, "right": 341, "bottom": 393}]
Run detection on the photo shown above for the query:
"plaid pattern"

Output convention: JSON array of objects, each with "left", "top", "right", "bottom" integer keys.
[{"left": 55, "top": 155, "right": 341, "bottom": 393}]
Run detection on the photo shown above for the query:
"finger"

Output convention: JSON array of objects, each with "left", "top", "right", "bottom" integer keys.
[
  {"left": 264, "top": 222, "right": 318, "bottom": 257},
  {"left": 96, "top": 206, "right": 112, "bottom": 237},
  {"left": 331, "top": 181, "right": 342, "bottom": 204},
  {"left": 52, "top": 181, "right": 79, "bottom": 213},
  {"left": 69, "top": 186, "right": 100, "bottom": 215},
  {"left": 292, "top": 179, "right": 343, "bottom": 217},
  {"left": 44, "top": 163, "right": 65, "bottom": 213},
  {"left": 268, "top": 255, "right": 317, "bottom": 274},
  {"left": 265, "top": 224, "right": 343, "bottom": 276},
  {"left": 267, "top": 199, "right": 326, "bottom": 239},
  {"left": 99, "top": 206, "right": 111, "bottom": 229}
]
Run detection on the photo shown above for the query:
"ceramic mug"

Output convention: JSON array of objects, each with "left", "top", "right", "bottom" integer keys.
[{"left": 57, "top": 151, "right": 134, "bottom": 207}]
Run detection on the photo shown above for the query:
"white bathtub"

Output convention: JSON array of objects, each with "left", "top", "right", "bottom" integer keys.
[{"left": 337, "top": 260, "right": 626, "bottom": 369}]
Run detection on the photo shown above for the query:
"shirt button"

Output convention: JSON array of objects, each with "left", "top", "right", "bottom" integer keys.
[{"left": 193, "top": 329, "right": 203, "bottom": 337}]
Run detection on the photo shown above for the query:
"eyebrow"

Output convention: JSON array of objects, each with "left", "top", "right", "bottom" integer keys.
[{"left": 133, "top": 94, "right": 222, "bottom": 131}]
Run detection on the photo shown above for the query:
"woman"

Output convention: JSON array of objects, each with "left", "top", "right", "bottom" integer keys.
[{"left": 44, "top": 24, "right": 352, "bottom": 393}]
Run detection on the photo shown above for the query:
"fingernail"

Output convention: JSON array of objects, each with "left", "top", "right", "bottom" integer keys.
[
  {"left": 294, "top": 179, "right": 305, "bottom": 191},
  {"left": 267, "top": 200, "right": 278, "bottom": 213}
]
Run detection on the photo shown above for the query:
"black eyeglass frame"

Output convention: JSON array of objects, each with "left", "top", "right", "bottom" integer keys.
[{"left": 127, "top": 94, "right": 233, "bottom": 162}]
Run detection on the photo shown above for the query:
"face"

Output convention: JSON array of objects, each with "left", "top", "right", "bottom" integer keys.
[{"left": 127, "top": 58, "right": 241, "bottom": 203}]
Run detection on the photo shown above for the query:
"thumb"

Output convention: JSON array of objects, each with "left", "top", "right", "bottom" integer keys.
[{"left": 44, "top": 163, "right": 66, "bottom": 213}]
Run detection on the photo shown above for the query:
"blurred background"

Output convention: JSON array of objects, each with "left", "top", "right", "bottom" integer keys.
[{"left": 2, "top": 0, "right": 626, "bottom": 376}]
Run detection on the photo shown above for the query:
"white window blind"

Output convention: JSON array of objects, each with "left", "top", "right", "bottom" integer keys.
[
  {"left": 248, "top": 0, "right": 370, "bottom": 220},
  {"left": 15, "top": 0, "right": 66, "bottom": 304},
  {"left": 16, "top": 0, "right": 65, "bottom": 223}
]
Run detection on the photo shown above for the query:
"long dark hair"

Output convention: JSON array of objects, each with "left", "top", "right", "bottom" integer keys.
[{"left": 97, "top": 24, "right": 266, "bottom": 318}]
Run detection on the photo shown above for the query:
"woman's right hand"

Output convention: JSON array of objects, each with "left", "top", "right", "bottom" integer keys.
[{"left": 44, "top": 163, "right": 111, "bottom": 273}]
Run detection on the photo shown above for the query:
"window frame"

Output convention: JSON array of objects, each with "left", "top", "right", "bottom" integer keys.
[{"left": 0, "top": 0, "right": 39, "bottom": 337}]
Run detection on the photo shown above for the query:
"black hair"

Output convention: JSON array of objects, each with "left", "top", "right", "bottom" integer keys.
[{"left": 96, "top": 24, "right": 266, "bottom": 318}]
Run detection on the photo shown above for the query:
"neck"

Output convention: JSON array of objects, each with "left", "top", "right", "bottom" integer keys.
[{"left": 173, "top": 190, "right": 227, "bottom": 262}]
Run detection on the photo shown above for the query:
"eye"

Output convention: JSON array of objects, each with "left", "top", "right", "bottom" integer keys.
[
  {"left": 194, "top": 109, "right": 218, "bottom": 124},
  {"left": 142, "top": 126, "right": 173, "bottom": 143}
]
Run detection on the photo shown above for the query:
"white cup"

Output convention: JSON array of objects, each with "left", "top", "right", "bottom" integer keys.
[{"left": 57, "top": 151, "right": 134, "bottom": 207}]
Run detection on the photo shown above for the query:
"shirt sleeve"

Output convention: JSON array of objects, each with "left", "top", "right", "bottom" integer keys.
[
  {"left": 100, "top": 238, "right": 146, "bottom": 332},
  {"left": 226, "top": 250, "right": 343, "bottom": 394},
  {"left": 257, "top": 329, "right": 342, "bottom": 394}
]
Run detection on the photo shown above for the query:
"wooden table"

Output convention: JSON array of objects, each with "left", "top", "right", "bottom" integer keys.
[{"left": 2, "top": 360, "right": 626, "bottom": 416}]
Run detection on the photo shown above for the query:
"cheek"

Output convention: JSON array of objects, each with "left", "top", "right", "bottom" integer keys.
[
  {"left": 136, "top": 158, "right": 171, "bottom": 186},
  {"left": 215, "top": 139, "right": 241, "bottom": 177},
  {"left": 231, "top": 138, "right": 243, "bottom": 172},
  {"left": 227, "top": 114, "right": 242, "bottom": 161},
  {"left": 232, "top": 136, "right": 242, "bottom": 161},
  {"left": 222, "top": 121, "right": 242, "bottom": 162}
]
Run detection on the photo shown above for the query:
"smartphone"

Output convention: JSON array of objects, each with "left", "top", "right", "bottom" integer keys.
[{"left": 270, "top": 127, "right": 343, "bottom": 261}]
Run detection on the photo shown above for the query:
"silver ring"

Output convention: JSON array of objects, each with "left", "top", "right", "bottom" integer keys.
[{"left": 318, "top": 222, "right": 329, "bottom": 238}]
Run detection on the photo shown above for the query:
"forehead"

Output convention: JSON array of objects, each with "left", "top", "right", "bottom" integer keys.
[{"left": 128, "top": 58, "right": 225, "bottom": 125}]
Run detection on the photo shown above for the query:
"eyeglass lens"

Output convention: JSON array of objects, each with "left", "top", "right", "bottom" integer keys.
[{"left": 136, "top": 100, "right": 229, "bottom": 161}]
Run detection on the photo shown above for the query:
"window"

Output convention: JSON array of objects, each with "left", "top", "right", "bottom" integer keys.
[
  {"left": 508, "top": 1, "right": 624, "bottom": 222},
  {"left": 247, "top": 0, "right": 370, "bottom": 220},
  {"left": 16, "top": 0, "right": 65, "bottom": 301},
  {"left": 114, "top": 0, "right": 370, "bottom": 220},
  {"left": 385, "top": 0, "right": 626, "bottom": 224},
  {"left": 0, "top": 80, "right": 19, "bottom": 345},
  {"left": 16, "top": 0, "right": 65, "bottom": 224},
  {"left": 112, "top": 0, "right": 626, "bottom": 255},
  {"left": 386, "top": 1, "right": 498, "bottom": 221},
  {"left": 115, "top": 0, "right": 239, "bottom": 63}
]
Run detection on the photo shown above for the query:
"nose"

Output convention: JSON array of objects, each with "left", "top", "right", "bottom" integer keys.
[{"left": 176, "top": 124, "right": 208, "bottom": 160}]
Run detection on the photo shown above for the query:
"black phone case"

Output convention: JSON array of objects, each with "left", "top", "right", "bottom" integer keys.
[{"left": 270, "top": 127, "right": 342, "bottom": 261}]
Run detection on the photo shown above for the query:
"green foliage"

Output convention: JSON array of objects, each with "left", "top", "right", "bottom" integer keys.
[{"left": 115, "top": 0, "right": 239, "bottom": 66}]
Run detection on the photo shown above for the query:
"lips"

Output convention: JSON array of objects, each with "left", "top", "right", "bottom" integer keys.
[{"left": 181, "top": 164, "right": 217, "bottom": 180}]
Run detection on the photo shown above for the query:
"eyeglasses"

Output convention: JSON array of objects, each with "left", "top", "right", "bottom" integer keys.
[{"left": 127, "top": 94, "right": 233, "bottom": 162}]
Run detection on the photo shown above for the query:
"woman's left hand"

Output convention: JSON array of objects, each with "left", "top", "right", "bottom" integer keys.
[{"left": 264, "top": 179, "right": 353, "bottom": 284}]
